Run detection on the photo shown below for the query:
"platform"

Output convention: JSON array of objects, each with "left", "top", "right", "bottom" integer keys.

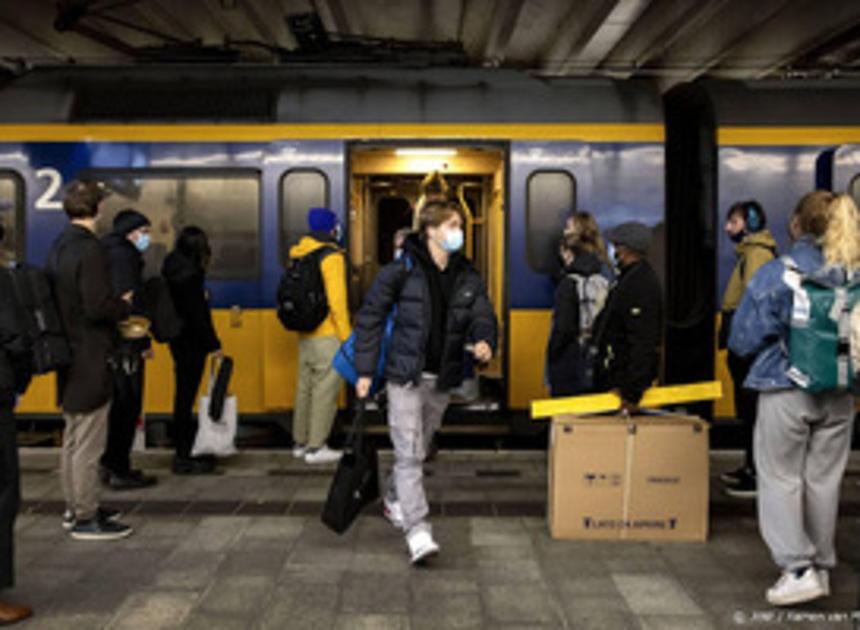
[{"left": 8, "top": 450, "right": 860, "bottom": 629}]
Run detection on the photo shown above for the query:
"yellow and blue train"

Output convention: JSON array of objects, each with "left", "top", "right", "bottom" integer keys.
[{"left": 1, "top": 68, "right": 858, "bottom": 440}]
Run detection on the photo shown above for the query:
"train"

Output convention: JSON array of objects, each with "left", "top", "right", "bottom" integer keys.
[{"left": 0, "top": 66, "right": 858, "bottom": 443}]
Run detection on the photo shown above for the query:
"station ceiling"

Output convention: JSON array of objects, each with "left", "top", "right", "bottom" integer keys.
[{"left": 1, "top": 0, "right": 860, "bottom": 83}]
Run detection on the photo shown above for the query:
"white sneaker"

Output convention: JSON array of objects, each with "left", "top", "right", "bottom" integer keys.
[
  {"left": 292, "top": 444, "right": 306, "bottom": 459},
  {"left": 766, "top": 567, "right": 825, "bottom": 606},
  {"left": 406, "top": 529, "right": 439, "bottom": 565},
  {"left": 818, "top": 569, "right": 830, "bottom": 597},
  {"left": 304, "top": 445, "right": 342, "bottom": 465},
  {"left": 383, "top": 499, "right": 405, "bottom": 530}
]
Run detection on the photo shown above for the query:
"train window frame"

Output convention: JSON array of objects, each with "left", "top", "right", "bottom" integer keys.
[
  {"left": 850, "top": 173, "right": 860, "bottom": 206},
  {"left": 79, "top": 168, "right": 263, "bottom": 281},
  {"left": 525, "top": 169, "right": 577, "bottom": 273},
  {"left": 0, "top": 170, "right": 25, "bottom": 262},
  {"left": 279, "top": 168, "right": 330, "bottom": 264}
]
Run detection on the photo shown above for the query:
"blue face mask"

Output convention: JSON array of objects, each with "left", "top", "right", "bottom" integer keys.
[
  {"left": 606, "top": 242, "right": 618, "bottom": 266},
  {"left": 440, "top": 228, "right": 464, "bottom": 253},
  {"left": 135, "top": 233, "right": 151, "bottom": 253}
]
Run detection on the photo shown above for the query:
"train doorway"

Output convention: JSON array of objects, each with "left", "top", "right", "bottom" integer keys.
[{"left": 347, "top": 144, "right": 506, "bottom": 412}]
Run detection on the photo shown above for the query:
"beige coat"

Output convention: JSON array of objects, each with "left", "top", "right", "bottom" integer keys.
[{"left": 721, "top": 229, "right": 777, "bottom": 312}]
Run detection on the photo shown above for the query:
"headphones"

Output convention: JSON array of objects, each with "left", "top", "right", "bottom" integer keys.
[{"left": 742, "top": 200, "right": 764, "bottom": 233}]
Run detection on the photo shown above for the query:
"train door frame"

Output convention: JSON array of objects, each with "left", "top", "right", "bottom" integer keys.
[{"left": 344, "top": 140, "right": 511, "bottom": 414}]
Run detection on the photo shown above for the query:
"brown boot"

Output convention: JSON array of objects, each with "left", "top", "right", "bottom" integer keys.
[{"left": 0, "top": 601, "right": 32, "bottom": 625}]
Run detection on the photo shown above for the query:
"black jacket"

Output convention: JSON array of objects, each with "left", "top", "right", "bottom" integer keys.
[
  {"left": 546, "top": 252, "right": 604, "bottom": 397},
  {"left": 594, "top": 259, "right": 662, "bottom": 404},
  {"left": 102, "top": 231, "right": 151, "bottom": 351},
  {"left": 162, "top": 250, "right": 220, "bottom": 356},
  {"left": 46, "top": 224, "right": 130, "bottom": 413},
  {"left": 354, "top": 235, "right": 497, "bottom": 391},
  {"left": 0, "top": 268, "right": 32, "bottom": 407}
]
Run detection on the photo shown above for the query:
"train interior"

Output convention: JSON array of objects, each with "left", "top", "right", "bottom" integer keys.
[{"left": 348, "top": 144, "right": 506, "bottom": 416}]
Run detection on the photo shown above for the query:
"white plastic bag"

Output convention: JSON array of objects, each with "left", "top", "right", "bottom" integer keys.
[{"left": 192, "top": 369, "right": 238, "bottom": 457}]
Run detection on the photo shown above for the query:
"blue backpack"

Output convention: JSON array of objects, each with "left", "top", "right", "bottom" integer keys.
[{"left": 333, "top": 256, "right": 412, "bottom": 396}]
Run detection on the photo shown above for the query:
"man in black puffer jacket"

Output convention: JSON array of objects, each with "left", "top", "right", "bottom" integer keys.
[
  {"left": 99, "top": 209, "right": 157, "bottom": 490},
  {"left": 354, "top": 200, "right": 497, "bottom": 565},
  {"left": 594, "top": 221, "right": 663, "bottom": 413},
  {"left": 0, "top": 224, "right": 34, "bottom": 625}
]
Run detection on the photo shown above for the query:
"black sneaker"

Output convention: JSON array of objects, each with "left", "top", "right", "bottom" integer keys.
[
  {"left": 172, "top": 455, "right": 217, "bottom": 475},
  {"left": 104, "top": 471, "right": 158, "bottom": 490},
  {"left": 62, "top": 506, "right": 124, "bottom": 531},
  {"left": 70, "top": 518, "right": 133, "bottom": 541},
  {"left": 725, "top": 471, "right": 757, "bottom": 498},
  {"left": 720, "top": 466, "right": 749, "bottom": 486}
]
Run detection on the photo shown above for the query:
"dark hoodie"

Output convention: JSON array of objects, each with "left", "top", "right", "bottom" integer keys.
[
  {"left": 354, "top": 234, "right": 497, "bottom": 391},
  {"left": 162, "top": 250, "right": 220, "bottom": 356}
]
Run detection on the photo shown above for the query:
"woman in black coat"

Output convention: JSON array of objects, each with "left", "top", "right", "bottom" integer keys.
[
  {"left": 0, "top": 226, "right": 33, "bottom": 624},
  {"left": 162, "top": 227, "right": 221, "bottom": 475}
]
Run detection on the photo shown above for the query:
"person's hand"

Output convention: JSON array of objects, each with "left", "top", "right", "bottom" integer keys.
[
  {"left": 121, "top": 291, "right": 133, "bottom": 304},
  {"left": 472, "top": 341, "right": 493, "bottom": 364},
  {"left": 141, "top": 349, "right": 154, "bottom": 360},
  {"left": 356, "top": 377, "right": 372, "bottom": 399},
  {"left": 611, "top": 389, "right": 638, "bottom": 417}
]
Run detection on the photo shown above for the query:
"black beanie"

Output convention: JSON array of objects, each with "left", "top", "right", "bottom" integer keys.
[{"left": 112, "top": 209, "right": 150, "bottom": 236}]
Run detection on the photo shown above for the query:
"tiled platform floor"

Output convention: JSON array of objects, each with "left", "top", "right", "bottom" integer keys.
[{"left": 6, "top": 450, "right": 860, "bottom": 629}]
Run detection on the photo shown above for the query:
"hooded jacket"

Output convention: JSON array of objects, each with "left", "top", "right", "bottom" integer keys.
[
  {"left": 162, "top": 249, "right": 220, "bottom": 356},
  {"left": 288, "top": 232, "right": 351, "bottom": 342},
  {"left": 721, "top": 229, "right": 777, "bottom": 312},
  {"left": 354, "top": 234, "right": 497, "bottom": 391},
  {"left": 46, "top": 224, "right": 131, "bottom": 413},
  {"left": 728, "top": 236, "right": 849, "bottom": 391},
  {"left": 546, "top": 251, "right": 604, "bottom": 396}
]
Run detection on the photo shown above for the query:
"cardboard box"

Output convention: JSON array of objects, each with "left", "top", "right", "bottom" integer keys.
[{"left": 548, "top": 413, "right": 709, "bottom": 541}]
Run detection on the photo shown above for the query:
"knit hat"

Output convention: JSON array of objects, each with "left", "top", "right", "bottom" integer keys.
[
  {"left": 606, "top": 221, "right": 652, "bottom": 256},
  {"left": 307, "top": 207, "right": 338, "bottom": 233},
  {"left": 112, "top": 208, "right": 151, "bottom": 236}
]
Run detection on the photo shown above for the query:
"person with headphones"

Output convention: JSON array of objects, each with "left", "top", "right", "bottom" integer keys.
[{"left": 719, "top": 200, "right": 777, "bottom": 498}]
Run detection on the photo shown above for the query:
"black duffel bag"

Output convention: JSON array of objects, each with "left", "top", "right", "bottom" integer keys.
[{"left": 321, "top": 400, "right": 379, "bottom": 534}]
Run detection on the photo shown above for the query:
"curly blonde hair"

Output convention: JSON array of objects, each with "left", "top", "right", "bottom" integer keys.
[{"left": 822, "top": 194, "right": 860, "bottom": 271}]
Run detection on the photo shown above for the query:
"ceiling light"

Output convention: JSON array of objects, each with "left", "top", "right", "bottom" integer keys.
[{"left": 395, "top": 148, "right": 458, "bottom": 157}]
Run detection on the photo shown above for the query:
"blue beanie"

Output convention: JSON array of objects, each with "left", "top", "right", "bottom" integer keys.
[{"left": 308, "top": 207, "right": 338, "bottom": 233}]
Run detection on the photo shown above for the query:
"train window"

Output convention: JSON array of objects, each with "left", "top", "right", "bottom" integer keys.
[
  {"left": 0, "top": 172, "right": 24, "bottom": 263},
  {"left": 526, "top": 170, "right": 576, "bottom": 273},
  {"left": 280, "top": 169, "right": 330, "bottom": 261},
  {"left": 86, "top": 171, "right": 261, "bottom": 280},
  {"left": 850, "top": 174, "right": 860, "bottom": 206}
]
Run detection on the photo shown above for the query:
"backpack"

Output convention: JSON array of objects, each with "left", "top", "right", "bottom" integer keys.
[
  {"left": 276, "top": 246, "right": 337, "bottom": 332},
  {"left": 783, "top": 256, "right": 860, "bottom": 393},
  {"left": 568, "top": 271, "right": 610, "bottom": 390},
  {"left": 7, "top": 264, "right": 72, "bottom": 374}
]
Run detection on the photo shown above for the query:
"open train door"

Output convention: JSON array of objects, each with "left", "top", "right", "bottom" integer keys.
[{"left": 348, "top": 144, "right": 507, "bottom": 421}]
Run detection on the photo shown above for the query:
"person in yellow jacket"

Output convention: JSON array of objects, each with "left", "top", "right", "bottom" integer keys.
[
  {"left": 290, "top": 208, "right": 352, "bottom": 465},
  {"left": 719, "top": 200, "right": 777, "bottom": 498}
]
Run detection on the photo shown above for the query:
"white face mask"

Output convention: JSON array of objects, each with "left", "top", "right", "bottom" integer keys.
[{"left": 438, "top": 227, "right": 464, "bottom": 253}]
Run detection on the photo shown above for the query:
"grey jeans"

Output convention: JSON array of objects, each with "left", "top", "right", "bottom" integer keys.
[
  {"left": 61, "top": 400, "right": 110, "bottom": 522},
  {"left": 386, "top": 375, "right": 450, "bottom": 536},
  {"left": 755, "top": 389, "right": 855, "bottom": 571}
]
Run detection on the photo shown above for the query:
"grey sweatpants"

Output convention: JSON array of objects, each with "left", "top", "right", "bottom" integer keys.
[
  {"left": 755, "top": 389, "right": 855, "bottom": 571},
  {"left": 386, "top": 375, "right": 450, "bottom": 537}
]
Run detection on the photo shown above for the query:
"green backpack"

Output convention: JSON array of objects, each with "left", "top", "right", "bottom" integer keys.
[{"left": 783, "top": 256, "right": 860, "bottom": 393}]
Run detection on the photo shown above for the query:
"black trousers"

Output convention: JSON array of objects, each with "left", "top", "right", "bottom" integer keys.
[
  {"left": 727, "top": 350, "right": 758, "bottom": 471},
  {"left": 0, "top": 404, "right": 19, "bottom": 590},
  {"left": 101, "top": 349, "right": 144, "bottom": 476},
  {"left": 170, "top": 347, "right": 207, "bottom": 459}
]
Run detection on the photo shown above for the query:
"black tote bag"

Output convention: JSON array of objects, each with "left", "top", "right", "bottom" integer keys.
[
  {"left": 209, "top": 355, "right": 234, "bottom": 422},
  {"left": 321, "top": 400, "right": 379, "bottom": 534}
]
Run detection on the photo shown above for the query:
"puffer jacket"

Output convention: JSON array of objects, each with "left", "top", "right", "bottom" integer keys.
[
  {"left": 728, "top": 236, "right": 850, "bottom": 391},
  {"left": 288, "top": 232, "right": 351, "bottom": 342},
  {"left": 354, "top": 235, "right": 497, "bottom": 391}
]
